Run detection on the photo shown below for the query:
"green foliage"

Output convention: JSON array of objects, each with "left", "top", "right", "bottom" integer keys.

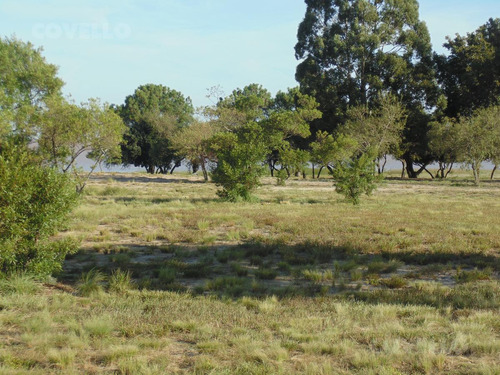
[
  {"left": 38, "top": 97, "right": 126, "bottom": 191},
  {"left": 455, "top": 267, "right": 492, "bottom": 284},
  {"left": 170, "top": 120, "right": 217, "bottom": 181},
  {"left": 0, "top": 36, "right": 64, "bottom": 140},
  {"left": 457, "top": 106, "right": 500, "bottom": 185},
  {"left": 428, "top": 118, "right": 461, "bottom": 178},
  {"left": 437, "top": 18, "right": 500, "bottom": 118},
  {"left": 341, "top": 94, "right": 406, "bottom": 173},
  {"left": 209, "top": 122, "right": 268, "bottom": 201},
  {"left": 331, "top": 151, "right": 380, "bottom": 205},
  {"left": 118, "top": 84, "right": 194, "bottom": 174},
  {"left": 295, "top": 0, "right": 437, "bottom": 134},
  {"left": 0, "top": 144, "right": 79, "bottom": 276},
  {"left": 310, "top": 132, "right": 358, "bottom": 178}
]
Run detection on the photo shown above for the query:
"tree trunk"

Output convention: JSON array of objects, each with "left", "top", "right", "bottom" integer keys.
[
  {"left": 423, "top": 167, "right": 434, "bottom": 179},
  {"left": 317, "top": 166, "right": 324, "bottom": 179},
  {"left": 400, "top": 160, "right": 406, "bottom": 179},
  {"left": 473, "top": 163, "right": 480, "bottom": 185},
  {"left": 200, "top": 160, "right": 208, "bottom": 182},
  {"left": 491, "top": 165, "right": 497, "bottom": 180},
  {"left": 312, "top": 164, "right": 315, "bottom": 179},
  {"left": 444, "top": 163, "right": 454, "bottom": 178},
  {"left": 405, "top": 161, "right": 418, "bottom": 179}
]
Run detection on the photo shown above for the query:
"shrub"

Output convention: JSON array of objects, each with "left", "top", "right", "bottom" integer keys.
[
  {"left": 109, "top": 269, "right": 134, "bottom": 293},
  {"left": 331, "top": 151, "right": 380, "bottom": 205},
  {"left": 77, "top": 269, "right": 106, "bottom": 296},
  {"left": 0, "top": 144, "right": 79, "bottom": 276},
  {"left": 209, "top": 123, "right": 268, "bottom": 201}
]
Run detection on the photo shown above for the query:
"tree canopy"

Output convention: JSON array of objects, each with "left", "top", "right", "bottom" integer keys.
[
  {"left": 436, "top": 18, "right": 500, "bottom": 118},
  {"left": 118, "top": 84, "right": 194, "bottom": 174}
]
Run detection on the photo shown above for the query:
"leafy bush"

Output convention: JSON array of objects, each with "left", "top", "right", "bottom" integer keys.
[
  {"left": 0, "top": 144, "right": 79, "bottom": 276},
  {"left": 331, "top": 151, "right": 380, "bottom": 205},
  {"left": 209, "top": 123, "right": 268, "bottom": 201}
]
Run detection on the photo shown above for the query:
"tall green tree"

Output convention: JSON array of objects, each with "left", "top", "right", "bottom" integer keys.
[
  {"left": 427, "top": 118, "right": 461, "bottom": 178},
  {"left": 264, "top": 87, "right": 321, "bottom": 180},
  {"left": 118, "top": 84, "right": 194, "bottom": 174},
  {"left": 456, "top": 106, "right": 500, "bottom": 185},
  {"left": 436, "top": 18, "right": 500, "bottom": 118},
  {"left": 0, "top": 36, "right": 64, "bottom": 143},
  {"left": 38, "top": 97, "right": 126, "bottom": 192},
  {"left": 170, "top": 120, "right": 217, "bottom": 181},
  {"left": 341, "top": 94, "right": 406, "bottom": 174},
  {"left": 295, "top": 0, "right": 438, "bottom": 177}
]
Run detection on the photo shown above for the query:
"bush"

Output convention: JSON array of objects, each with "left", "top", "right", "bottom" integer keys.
[
  {"left": 331, "top": 151, "right": 380, "bottom": 205},
  {"left": 209, "top": 123, "right": 268, "bottom": 201},
  {"left": 0, "top": 144, "right": 79, "bottom": 276}
]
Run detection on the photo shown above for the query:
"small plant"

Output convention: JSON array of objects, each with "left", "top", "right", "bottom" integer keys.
[
  {"left": 454, "top": 267, "right": 492, "bottom": 283},
  {"left": 77, "top": 269, "right": 106, "bottom": 296},
  {"left": 206, "top": 277, "right": 245, "bottom": 291},
  {"left": 249, "top": 256, "right": 264, "bottom": 266},
  {"left": 110, "top": 253, "right": 132, "bottom": 268},
  {"left": 197, "top": 219, "right": 210, "bottom": 231},
  {"left": 109, "top": 269, "right": 134, "bottom": 293},
  {"left": 331, "top": 150, "right": 380, "bottom": 205},
  {"left": 379, "top": 276, "right": 407, "bottom": 289},
  {"left": 226, "top": 230, "right": 241, "bottom": 241},
  {"left": 277, "top": 261, "right": 291, "bottom": 273},
  {"left": 255, "top": 268, "right": 278, "bottom": 280},
  {"left": 158, "top": 267, "right": 176, "bottom": 284},
  {"left": 350, "top": 269, "right": 363, "bottom": 282},
  {"left": 230, "top": 262, "right": 248, "bottom": 277},
  {"left": 366, "top": 260, "right": 402, "bottom": 274},
  {"left": 302, "top": 269, "right": 324, "bottom": 284},
  {"left": 340, "top": 259, "right": 358, "bottom": 272}
]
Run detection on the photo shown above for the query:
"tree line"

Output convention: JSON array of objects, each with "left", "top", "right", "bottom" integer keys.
[{"left": 1, "top": 1, "right": 499, "bottom": 275}]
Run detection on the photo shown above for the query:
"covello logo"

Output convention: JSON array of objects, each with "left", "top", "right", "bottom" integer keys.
[{"left": 32, "top": 23, "right": 132, "bottom": 40}]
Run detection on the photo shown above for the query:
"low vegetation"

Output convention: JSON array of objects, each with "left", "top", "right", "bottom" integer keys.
[{"left": 1, "top": 172, "right": 498, "bottom": 374}]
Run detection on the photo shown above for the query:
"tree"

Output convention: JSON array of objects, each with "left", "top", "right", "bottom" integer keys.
[
  {"left": 428, "top": 118, "right": 461, "bottom": 178},
  {"left": 457, "top": 106, "right": 500, "bottom": 185},
  {"left": 436, "top": 18, "right": 500, "bottom": 119},
  {"left": 118, "top": 84, "right": 194, "bottom": 174},
  {"left": 38, "top": 97, "right": 126, "bottom": 192},
  {"left": 0, "top": 36, "right": 64, "bottom": 143},
  {"left": 0, "top": 143, "right": 78, "bottom": 276},
  {"left": 264, "top": 87, "right": 322, "bottom": 181},
  {"left": 209, "top": 122, "right": 268, "bottom": 201},
  {"left": 295, "top": 0, "right": 438, "bottom": 177},
  {"left": 331, "top": 149, "right": 379, "bottom": 205},
  {"left": 170, "top": 120, "right": 217, "bottom": 181},
  {"left": 310, "top": 131, "right": 358, "bottom": 178},
  {"left": 341, "top": 94, "right": 406, "bottom": 174}
]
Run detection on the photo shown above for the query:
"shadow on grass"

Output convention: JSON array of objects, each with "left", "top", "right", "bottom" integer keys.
[
  {"left": 61, "top": 239, "right": 500, "bottom": 309},
  {"left": 91, "top": 174, "right": 206, "bottom": 184},
  {"left": 112, "top": 197, "right": 219, "bottom": 204}
]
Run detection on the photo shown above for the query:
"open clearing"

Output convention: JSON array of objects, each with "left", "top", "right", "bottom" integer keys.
[{"left": 1, "top": 172, "right": 499, "bottom": 374}]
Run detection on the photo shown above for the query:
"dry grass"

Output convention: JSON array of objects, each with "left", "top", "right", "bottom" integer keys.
[{"left": 1, "top": 171, "right": 499, "bottom": 373}]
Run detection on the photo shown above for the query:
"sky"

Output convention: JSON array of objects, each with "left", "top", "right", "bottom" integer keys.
[{"left": 1, "top": 0, "right": 499, "bottom": 110}]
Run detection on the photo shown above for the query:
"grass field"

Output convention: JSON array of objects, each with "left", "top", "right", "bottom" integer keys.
[{"left": 1, "top": 171, "right": 499, "bottom": 374}]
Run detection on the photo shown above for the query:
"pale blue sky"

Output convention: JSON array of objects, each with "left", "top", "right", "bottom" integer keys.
[{"left": 1, "top": 1, "right": 499, "bottom": 108}]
